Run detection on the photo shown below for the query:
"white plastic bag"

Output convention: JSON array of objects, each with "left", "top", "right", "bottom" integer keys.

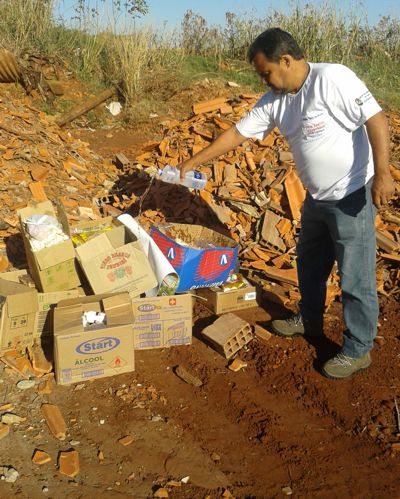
[{"left": 24, "top": 214, "right": 61, "bottom": 241}]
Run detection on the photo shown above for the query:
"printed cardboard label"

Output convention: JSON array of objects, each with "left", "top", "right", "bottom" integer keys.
[
  {"left": 75, "top": 229, "right": 157, "bottom": 296},
  {"left": 131, "top": 294, "right": 193, "bottom": 350}
]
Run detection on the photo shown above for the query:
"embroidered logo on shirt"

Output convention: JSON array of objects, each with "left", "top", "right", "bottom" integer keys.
[{"left": 355, "top": 91, "right": 372, "bottom": 106}]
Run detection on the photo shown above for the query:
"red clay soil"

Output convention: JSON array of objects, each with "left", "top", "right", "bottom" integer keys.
[
  {"left": 139, "top": 298, "right": 400, "bottom": 498},
  {"left": 2, "top": 296, "right": 398, "bottom": 498}
]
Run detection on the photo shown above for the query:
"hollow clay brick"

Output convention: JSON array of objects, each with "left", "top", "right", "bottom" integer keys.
[
  {"left": 201, "top": 313, "right": 253, "bottom": 359},
  {"left": 115, "top": 152, "right": 131, "bottom": 169},
  {"left": 41, "top": 404, "right": 67, "bottom": 440}
]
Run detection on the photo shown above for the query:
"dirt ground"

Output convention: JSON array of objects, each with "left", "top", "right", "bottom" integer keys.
[
  {"left": 1, "top": 288, "right": 399, "bottom": 498},
  {"left": 0, "top": 83, "right": 399, "bottom": 498}
]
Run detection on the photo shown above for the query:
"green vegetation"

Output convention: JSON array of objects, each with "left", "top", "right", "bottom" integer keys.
[
  {"left": 0, "top": 0, "right": 399, "bottom": 112},
  {"left": 182, "top": 56, "right": 261, "bottom": 90}
]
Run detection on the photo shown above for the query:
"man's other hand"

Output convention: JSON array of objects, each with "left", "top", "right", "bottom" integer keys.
[{"left": 371, "top": 173, "right": 396, "bottom": 209}]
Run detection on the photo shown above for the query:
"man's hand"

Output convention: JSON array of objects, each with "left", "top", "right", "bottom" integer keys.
[
  {"left": 371, "top": 173, "right": 396, "bottom": 209},
  {"left": 178, "top": 159, "right": 196, "bottom": 180},
  {"left": 365, "top": 111, "right": 393, "bottom": 209}
]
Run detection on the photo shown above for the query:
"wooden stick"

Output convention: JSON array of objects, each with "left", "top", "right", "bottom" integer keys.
[
  {"left": 56, "top": 87, "right": 116, "bottom": 127},
  {"left": 394, "top": 397, "right": 400, "bottom": 433}
]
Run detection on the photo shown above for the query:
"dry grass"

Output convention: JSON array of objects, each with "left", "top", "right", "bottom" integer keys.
[
  {"left": 102, "top": 27, "right": 183, "bottom": 107},
  {"left": 0, "top": 0, "right": 55, "bottom": 54}
]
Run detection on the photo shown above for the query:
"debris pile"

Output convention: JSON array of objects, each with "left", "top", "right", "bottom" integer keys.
[
  {"left": 108, "top": 95, "right": 400, "bottom": 307},
  {"left": 0, "top": 89, "right": 397, "bottom": 323},
  {"left": 0, "top": 93, "right": 123, "bottom": 266}
]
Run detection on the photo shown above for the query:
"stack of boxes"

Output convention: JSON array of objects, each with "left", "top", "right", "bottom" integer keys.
[{"left": 0, "top": 200, "right": 258, "bottom": 385}]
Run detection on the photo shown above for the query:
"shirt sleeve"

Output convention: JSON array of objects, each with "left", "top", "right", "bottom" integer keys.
[
  {"left": 235, "top": 92, "right": 275, "bottom": 140},
  {"left": 320, "top": 64, "right": 382, "bottom": 131}
]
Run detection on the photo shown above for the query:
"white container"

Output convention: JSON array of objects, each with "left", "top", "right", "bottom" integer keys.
[{"left": 158, "top": 165, "right": 207, "bottom": 190}]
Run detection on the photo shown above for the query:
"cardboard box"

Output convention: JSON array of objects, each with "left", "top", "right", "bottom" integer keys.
[
  {"left": 17, "top": 201, "right": 80, "bottom": 292},
  {"left": 74, "top": 221, "right": 157, "bottom": 296},
  {"left": 131, "top": 293, "right": 193, "bottom": 350},
  {"left": 150, "top": 224, "right": 239, "bottom": 293},
  {"left": 54, "top": 293, "right": 135, "bottom": 385},
  {"left": 0, "top": 279, "right": 38, "bottom": 350},
  {"left": 196, "top": 283, "right": 258, "bottom": 314},
  {"left": 37, "top": 290, "right": 80, "bottom": 341},
  {"left": 0, "top": 269, "right": 80, "bottom": 342}
]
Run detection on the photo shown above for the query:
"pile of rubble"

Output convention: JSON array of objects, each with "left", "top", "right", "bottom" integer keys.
[
  {"left": 0, "top": 94, "right": 122, "bottom": 266},
  {"left": 111, "top": 95, "right": 400, "bottom": 307},
  {"left": 0, "top": 88, "right": 398, "bottom": 304}
]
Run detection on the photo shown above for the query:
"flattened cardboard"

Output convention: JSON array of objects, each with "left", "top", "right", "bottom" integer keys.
[
  {"left": 74, "top": 223, "right": 157, "bottom": 296},
  {"left": 0, "top": 269, "right": 33, "bottom": 285},
  {"left": 17, "top": 201, "right": 80, "bottom": 292},
  {"left": 54, "top": 293, "right": 135, "bottom": 385},
  {"left": 150, "top": 223, "right": 239, "bottom": 293},
  {"left": 0, "top": 279, "right": 38, "bottom": 351},
  {"left": 196, "top": 283, "right": 258, "bottom": 314},
  {"left": 130, "top": 293, "right": 193, "bottom": 350}
]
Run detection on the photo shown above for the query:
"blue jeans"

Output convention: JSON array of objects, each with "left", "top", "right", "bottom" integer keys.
[{"left": 297, "top": 180, "right": 378, "bottom": 358}]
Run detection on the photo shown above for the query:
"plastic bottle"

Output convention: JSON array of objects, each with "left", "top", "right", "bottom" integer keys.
[
  {"left": 158, "top": 165, "right": 207, "bottom": 190},
  {"left": 157, "top": 164, "right": 180, "bottom": 184},
  {"left": 181, "top": 170, "right": 208, "bottom": 190}
]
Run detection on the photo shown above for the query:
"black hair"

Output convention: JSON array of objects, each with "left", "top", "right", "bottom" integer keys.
[{"left": 247, "top": 28, "right": 304, "bottom": 63}]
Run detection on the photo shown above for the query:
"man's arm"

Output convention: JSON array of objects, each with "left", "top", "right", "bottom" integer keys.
[
  {"left": 365, "top": 111, "right": 395, "bottom": 208},
  {"left": 178, "top": 126, "right": 247, "bottom": 179}
]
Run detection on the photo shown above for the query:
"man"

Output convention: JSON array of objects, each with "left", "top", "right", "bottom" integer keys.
[{"left": 178, "top": 28, "right": 395, "bottom": 379}]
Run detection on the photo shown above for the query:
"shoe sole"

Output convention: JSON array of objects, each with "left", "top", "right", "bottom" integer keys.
[
  {"left": 271, "top": 324, "right": 323, "bottom": 338},
  {"left": 270, "top": 324, "right": 305, "bottom": 338},
  {"left": 322, "top": 361, "right": 371, "bottom": 380}
]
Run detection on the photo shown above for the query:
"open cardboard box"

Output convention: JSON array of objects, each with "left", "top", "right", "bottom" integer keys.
[
  {"left": 0, "top": 278, "right": 38, "bottom": 351},
  {"left": 0, "top": 269, "right": 80, "bottom": 343},
  {"left": 73, "top": 219, "right": 157, "bottom": 296},
  {"left": 196, "top": 280, "right": 258, "bottom": 314},
  {"left": 150, "top": 223, "right": 239, "bottom": 292},
  {"left": 17, "top": 201, "right": 80, "bottom": 292},
  {"left": 54, "top": 293, "right": 135, "bottom": 385}
]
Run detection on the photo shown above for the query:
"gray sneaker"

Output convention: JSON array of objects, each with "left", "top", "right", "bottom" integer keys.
[
  {"left": 271, "top": 313, "right": 323, "bottom": 337},
  {"left": 322, "top": 352, "right": 371, "bottom": 379}
]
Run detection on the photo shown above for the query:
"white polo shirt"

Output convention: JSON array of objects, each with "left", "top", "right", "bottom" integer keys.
[{"left": 236, "top": 63, "right": 382, "bottom": 200}]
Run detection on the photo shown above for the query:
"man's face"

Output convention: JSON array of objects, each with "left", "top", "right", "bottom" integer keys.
[{"left": 253, "top": 51, "right": 292, "bottom": 94}]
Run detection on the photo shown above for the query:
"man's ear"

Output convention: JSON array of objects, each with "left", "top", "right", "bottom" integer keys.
[{"left": 280, "top": 55, "right": 292, "bottom": 68}]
